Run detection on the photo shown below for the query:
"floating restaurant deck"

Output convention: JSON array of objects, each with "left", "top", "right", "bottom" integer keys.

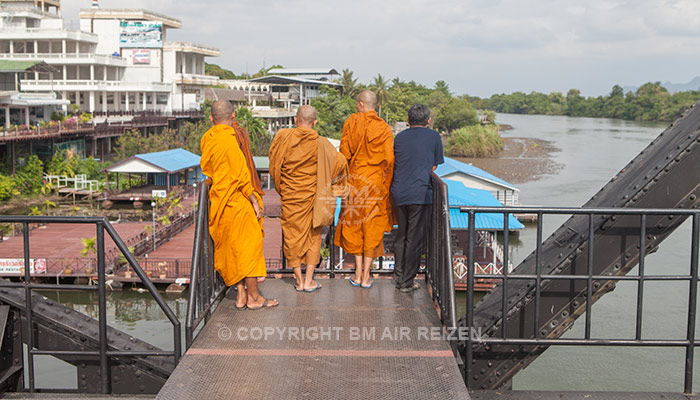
[{"left": 156, "top": 278, "right": 469, "bottom": 399}]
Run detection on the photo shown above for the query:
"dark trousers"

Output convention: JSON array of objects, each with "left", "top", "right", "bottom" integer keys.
[{"left": 393, "top": 204, "right": 431, "bottom": 289}]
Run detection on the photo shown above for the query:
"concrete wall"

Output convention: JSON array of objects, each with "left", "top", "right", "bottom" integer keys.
[
  {"left": 162, "top": 49, "right": 176, "bottom": 82},
  {"left": 121, "top": 48, "right": 162, "bottom": 82},
  {"left": 89, "top": 19, "right": 121, "bottom": 55}
]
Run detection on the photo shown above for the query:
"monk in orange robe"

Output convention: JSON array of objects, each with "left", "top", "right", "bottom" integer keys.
[
  {"left": 270, "top": 105, "right": 347, "bottom": 291},
  {"left": 201, "top": 100, "right": 277, "bottom": 310},
  {"left": 230, "top": 116, "right": 266, "bottom": 283},
  {"left": 334, "top": 90, "right": 394, "bottom": 288}
]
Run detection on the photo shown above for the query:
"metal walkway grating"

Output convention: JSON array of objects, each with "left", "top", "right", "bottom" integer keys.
[{"left": 157, "top": 278, "right": 469, "bottom": 399}]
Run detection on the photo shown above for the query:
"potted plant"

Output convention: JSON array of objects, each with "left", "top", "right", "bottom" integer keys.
[
  {"left": 81, "top": 237, "right": 96, "bottom": 275},
  {"left": 159, "top": 268, "right": 167, "bottom": 280},
  {"left": 320, "top": 245, "right": 330, "bottom": 270},
  {"left": 124, "top": 267, "right": 133, "bottom": 278}
]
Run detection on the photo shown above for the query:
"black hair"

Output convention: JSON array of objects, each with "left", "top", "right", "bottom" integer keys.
[{"left": 408, "top": 104, "right": 430, "bottom": 126}]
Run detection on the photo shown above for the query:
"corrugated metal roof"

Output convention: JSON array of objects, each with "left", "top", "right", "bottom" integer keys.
[
  {"left": 134, "top": 149, "right": 200, "bottom": 172},
  {"left": 445, "top": 180, "right": 524, "bottom": 230},
  {"left": 0, "top": 60, "right": 41, "bottom": 72},
  {"left": 248, "top": 75, "right": 343, "bottom": 87},
  {"left": 267, "top": 68, "right": 339, "bottom": 75},
  {"left": 435, "top": 157, "right": 519, "bottom": 191}
]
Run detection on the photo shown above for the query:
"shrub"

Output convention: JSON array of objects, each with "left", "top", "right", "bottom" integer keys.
[{"left": 445, "top": 125, "right": 504, "bottom": 157}]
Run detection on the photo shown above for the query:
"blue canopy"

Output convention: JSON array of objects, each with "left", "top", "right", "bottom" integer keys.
[
  {"left": 445, "top": 180, "right": 524, "bottom": 230},
  {"left": 332, "top": 180, "right": 524, "bottom": 231},
  {"left": 435, "top": 157, "right": 518, "bottom": 191},
  {"left": 135, "top": 149, "right": 200, "bottom": 173}
]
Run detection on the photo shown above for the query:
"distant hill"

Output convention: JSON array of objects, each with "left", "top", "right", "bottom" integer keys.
[{"left": 624, "top": 77, "right": 700, "bottom": 94}]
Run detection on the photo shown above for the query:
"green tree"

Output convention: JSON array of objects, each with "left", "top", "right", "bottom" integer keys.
[
  {"left": 235, "top": 107, "right": 271, "bottom": 156},
  {"left": 14, "top": 155, "right": 44, "bottom": 196},
  {"left": 340, "top": 69, "right": 359, "bottom": 98},
  {"left": 434, "top": 97, "right": 479, "bottom": 133},
  {"left": 311, "top": 87, "right": 355, "bottom": 139},
  {"left": 371, "top": 74, "right": 390, "bottom": 118},
  {"left": 205, "top": 63, "right": 236, "bottom": 80}
]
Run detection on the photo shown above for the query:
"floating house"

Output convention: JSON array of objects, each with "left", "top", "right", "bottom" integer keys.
[
  {"left": 102, "top": 148, "right": 204, "bottom": 205},
  {"left": 435, "top": 157, "right": 520, "bottom": 206},
  {"left": 444, "top": 179, "right": 524, "bottom": 291}
]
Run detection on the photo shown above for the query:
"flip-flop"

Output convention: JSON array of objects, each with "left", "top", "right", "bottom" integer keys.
[
  {"left": 294, "top": 284, "right": 304, "bottom": 292},
  {"left": 304, "top": 282, "right": 322, "bottom": 293},
  {"left": 235, "top": 304, "right": 247, "bottom": 311},
  {"left": 248, "top": 298, "right": 279, "bottom": 310},
  {"left": 349, "top": 276, "right": 362, "bottom": 287},
  {"left": 361, "top": 279, "right": 374, "bottom": 289}
]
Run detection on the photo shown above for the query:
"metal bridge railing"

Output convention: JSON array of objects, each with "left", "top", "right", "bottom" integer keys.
[
  {"left": 185, "top": 175, "right": 458, "bottom": 346},
  {"left": 425, "top": 174, "right": 458, "bottom": 329},
  {"left": 0, "top": 215, "right": 182, "bottom": 394},
  {"left": 186, "top": 181, "right": 226, "bottom": 349},
  {"left": 459, "top": 206, "right": 700, "bottom": 394}
]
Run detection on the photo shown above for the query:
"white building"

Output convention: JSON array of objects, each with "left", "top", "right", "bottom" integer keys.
[{"left": 0, "top": 0, "right": 219, "bottom": 114}]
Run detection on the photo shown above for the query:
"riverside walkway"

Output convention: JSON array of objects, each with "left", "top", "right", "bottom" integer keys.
[{"left": 156, "top": 278, "right": 469, "bottom": 399}]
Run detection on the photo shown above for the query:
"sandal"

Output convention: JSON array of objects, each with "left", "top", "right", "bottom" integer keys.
[
  {"left": 304, "top": 282, "right": 322, "bottom": 292},
  {"left": 361, "top": 279, "right": 374, "bottom": 289},
  {"left": 248, "top": 298, "right": 279, "bottom": 310},
  {"left": 235, "top": 304, "right": 247, "bottom": 311},
  {"left": 349, "top": 276, "right": 362, "bottom": 287}
]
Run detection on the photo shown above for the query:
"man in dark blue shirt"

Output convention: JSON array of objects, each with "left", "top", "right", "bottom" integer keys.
[{"left": 391, "top": 104, "right": 444, "bottom": 292}]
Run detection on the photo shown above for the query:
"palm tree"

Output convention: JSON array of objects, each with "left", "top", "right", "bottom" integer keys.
[
  {"left": 371, "top": 74, "right": 389, "bottom": 119},
  {"left": 340, "top": 69, "right": 358, "bottom": 98}
]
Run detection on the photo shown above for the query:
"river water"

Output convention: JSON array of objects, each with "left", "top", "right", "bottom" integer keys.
[
  {"left": 30, "top": 112, "right": 697, "bottom": 392},
  {"left": 492, "top": 113, "right": 699, "bottom": 392}
]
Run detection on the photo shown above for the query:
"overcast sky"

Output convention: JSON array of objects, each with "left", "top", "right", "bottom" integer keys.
[{"left": 60, "top": 0, "right": 700, "bottom": 97}]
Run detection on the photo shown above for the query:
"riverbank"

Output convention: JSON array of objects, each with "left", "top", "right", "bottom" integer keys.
[{"left": 453, "top": 136, "right": 562, "bottom": 184}]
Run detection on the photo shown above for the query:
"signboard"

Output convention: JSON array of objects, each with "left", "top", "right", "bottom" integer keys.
[
  {"left": 132, "top": 49, "right": 151, "bottom": 64},
  {"left": 152, "top": 190, "right": 167, "bottom": 198},
  {"left": 0, "top": 259, "right": 47, "bottom": 274},
  {"left": 120, "top": 21, "right": 163, "bottom": 48}
]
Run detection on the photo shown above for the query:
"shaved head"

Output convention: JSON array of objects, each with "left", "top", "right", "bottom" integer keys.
[
  {"left": 357, "top": 90, "right": 377, "bottom": 110},
  {"left": 296, "top": 105, "right": 317, "bottom": 127},
  {"left": 211, "top": 100, "right": 234, "bottom": 124}
]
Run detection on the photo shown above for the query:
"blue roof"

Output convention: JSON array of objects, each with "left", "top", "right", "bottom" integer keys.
[
  {"left": 135, "top": 149, "right": 200, "bottom": 173},
  {"left": 435, "top": 157, "right": 518, "bottom": 191},
  {"left": 332, "top": 180, "right": 523, "bottom": 230},
  {"left": 445, "top": 180, "right": 524, "bottom": 230}
]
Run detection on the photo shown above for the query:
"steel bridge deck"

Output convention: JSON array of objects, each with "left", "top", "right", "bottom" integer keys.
[{"left": 156, "top": 278, "right": 469, "bottom": 399}]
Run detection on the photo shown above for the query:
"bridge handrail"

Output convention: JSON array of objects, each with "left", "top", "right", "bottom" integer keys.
[
  {"left": 458, "top": 206, "right": 700, "bottom": 393},
  {"left": 185, "top": 181, "right": 226, "bottom": 348},
  {"left": 425, "top": 174, "right": 458, "bottom": 329},
  {"left": 0, "top": 215, "right": 182, "bottom": 394}
]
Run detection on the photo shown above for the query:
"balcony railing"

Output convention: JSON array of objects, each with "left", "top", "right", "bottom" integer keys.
[
  {"left": 21, "top": 79, "right": 172, "bottom": 91},
  {"left": 0, "top": 52, "right": 126, "bottom": 65}
]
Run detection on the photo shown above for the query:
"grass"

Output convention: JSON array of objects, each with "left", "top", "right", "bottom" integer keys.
[{"left": 445, "top": 125, "right": 504, "bottom": 157}]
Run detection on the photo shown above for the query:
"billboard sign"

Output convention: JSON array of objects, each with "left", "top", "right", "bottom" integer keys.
[
  {"left": 120, "top": 21, "right": 163, "bottom": 48},
  {"left": 0, "top": 258, "right": 47, "bottom": 274},
  {"left": 133, "top": 49, "right": 151, "bottom": 64}
]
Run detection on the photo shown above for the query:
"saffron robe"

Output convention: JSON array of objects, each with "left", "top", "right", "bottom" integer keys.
[
  {"left": 334, "top": 110, "right": 394, "bottom": 256},
  {"left": 269, "top": 127, "right": 347, "bottom": 264},
  {"left": 201, "top": 124, "right": 266, "bottom": 285},
  {"left": 232, "top": 121, "right": 264, "bottom": 198}
]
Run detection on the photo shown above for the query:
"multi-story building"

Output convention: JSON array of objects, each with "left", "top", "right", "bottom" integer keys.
[{"left": 0, "top": 0, "right": 219, "bottom": 116}]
